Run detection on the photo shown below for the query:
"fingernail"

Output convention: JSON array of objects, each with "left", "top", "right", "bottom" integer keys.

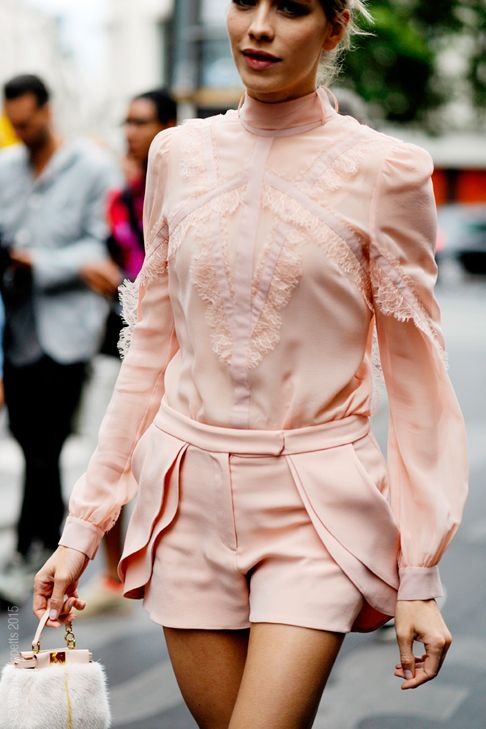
[
  {"left": 404, "top": 670, "right": 413, "bottom": 680},
  {"left": 49, "top": 609, "right": 58, "bottom": 620}
]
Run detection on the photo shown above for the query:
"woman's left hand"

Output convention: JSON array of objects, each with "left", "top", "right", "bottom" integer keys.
[{"left": 394, "top": 599, "right": 452, "bottom": 690}]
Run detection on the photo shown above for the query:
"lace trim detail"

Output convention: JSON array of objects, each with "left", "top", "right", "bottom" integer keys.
[
  {"left": 370, "top": 322, "right": 385, "bottom": 415},
  {"left": 117, "top": 231, "right": 169, "bottom": 359},
  {"left": 191, "top": 238, "right": 233, "bottom": 365},
  {"left": 178, "top": 120, "right": 211, "bottom": 195},
  {"left": 271, "top": 131, "right": 372, "bottom": 188},
  {"left": 179, "top": 190, "right": 243, "bottom": 364},
  {"left": 248, "top": 229, "right": 303, "bottom": 369},
  {"left": 262, "top": 185, "right": 372, "bottom": 307},
  {"left": 177, "top": 189, "right": 305, "bottom": 368},
  {"left": 371, "top": 247, "right": 448, "bottom": 368},
  {"left": 168, "top": 188, "right": 242, "bottom": 262},
  {"left": 305, "top": 141, "right": 369, "bottom": 196}
]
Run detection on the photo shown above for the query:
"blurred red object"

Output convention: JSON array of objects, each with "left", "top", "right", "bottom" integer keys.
[{"left": 435, "top": 227, "right": 445, "bottom": 253}]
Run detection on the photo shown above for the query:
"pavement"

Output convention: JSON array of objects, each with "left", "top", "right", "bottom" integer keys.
[{"left": 0, "top": 262, "right": 485, "bottom": 728}]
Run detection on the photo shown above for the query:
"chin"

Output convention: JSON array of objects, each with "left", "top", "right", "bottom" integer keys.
[{"left": 240, "top": 72, "right": 286, "bottom": 98}]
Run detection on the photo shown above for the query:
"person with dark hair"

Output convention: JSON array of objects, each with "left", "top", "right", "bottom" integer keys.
[
  {"left": 4, "top": 74, "right": 50, "bottom": 105},
  {"left": 0, "top": 73, "right": 118, "bottom": 605},
  {"left": 34, "top": 2, "right": 467, "bottom": 724},
  {"left": 84, "top": 88, "right": 178, "bottom": 307},
  {"left": 81, "top": 88, "right": 178, "bottom": 615},
  {"left": 134, "top": 88, "right": 178, "bottom": 128}
]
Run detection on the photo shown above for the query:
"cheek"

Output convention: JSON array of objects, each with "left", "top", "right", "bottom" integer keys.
[
  {"left": 143, "top": 130, "right": 156, "bottom": 148},
  {"left": 226, "top": 9, "right": 245, "bottom": 50},
  {"left": 288, "top": 27, "right": 325, "bottom": 68}
]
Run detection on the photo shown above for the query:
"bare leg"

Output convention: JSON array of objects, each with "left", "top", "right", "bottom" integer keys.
[
  {"left": 163, "top": 626, "right": 250, "bottom": 729},
  {"left": 228, "top": 622, "right": 345, "bottom": 729}
]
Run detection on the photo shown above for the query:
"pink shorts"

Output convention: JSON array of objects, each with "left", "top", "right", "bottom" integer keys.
[{"left": 141, "top": 404, "right": 375, "bottom": 634}]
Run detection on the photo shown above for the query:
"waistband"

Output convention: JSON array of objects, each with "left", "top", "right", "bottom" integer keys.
[{"left": 153, "top": 399, "right": 370, "bottom": 456}]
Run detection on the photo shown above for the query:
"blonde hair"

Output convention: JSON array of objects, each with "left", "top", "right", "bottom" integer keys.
[{"left": 318, "top": 0, "right": 373, "bottom": 84}]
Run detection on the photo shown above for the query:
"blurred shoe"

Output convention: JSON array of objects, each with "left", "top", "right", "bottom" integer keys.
[
  {"left": 78, "top": 574, "right": 133, "bottom": 618},
  {"left": 0, "top": 546, "right": 51, "bottom": 607}
]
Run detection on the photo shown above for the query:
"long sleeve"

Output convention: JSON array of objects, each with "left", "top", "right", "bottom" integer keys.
[
  {"left": 30, "top": 160, "right": 117, "bottom": 291},
  {"left": 369, "top": 142, "right": 468, "bottom": 601},
  {"left": 59, "top": 129, "right": 179, "bottom": 559}
]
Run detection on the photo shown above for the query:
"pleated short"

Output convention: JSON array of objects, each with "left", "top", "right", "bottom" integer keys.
[{"left": 142, "top": 403, "right": 371, "bottom": 634}]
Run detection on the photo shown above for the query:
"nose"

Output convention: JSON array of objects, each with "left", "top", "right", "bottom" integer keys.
[{"left": 248, "top": 4, "right": 275, "bottom": 42}]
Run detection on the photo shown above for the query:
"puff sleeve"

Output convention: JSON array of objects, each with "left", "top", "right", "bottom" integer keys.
[
  {"left": 59, "top": 129, "right": 179, "bottom": 559},
  {"left": 370, "top": 142, "right": 468, "bottom": 601}
]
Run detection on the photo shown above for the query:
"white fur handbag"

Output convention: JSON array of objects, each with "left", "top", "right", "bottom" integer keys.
[{"left": 0, "top": 609, "right": 111, "bottom": 729}]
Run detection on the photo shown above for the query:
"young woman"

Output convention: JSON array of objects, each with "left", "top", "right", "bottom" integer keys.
[{"left": 34, "top": 1, "right": 468, "bottom": 727}]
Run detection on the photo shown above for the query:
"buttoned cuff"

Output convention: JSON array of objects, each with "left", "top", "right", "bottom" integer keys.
[
  {"left": 397, "top": 566, "right": 444, "bottom": 601},
  {"left": 58, "top": 516, "right": 104, "bottom": 560}
]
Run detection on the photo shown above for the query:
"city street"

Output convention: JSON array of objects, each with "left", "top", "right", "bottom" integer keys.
[{"left": 0, "top": 266, "right": 485, "bottom": 729}]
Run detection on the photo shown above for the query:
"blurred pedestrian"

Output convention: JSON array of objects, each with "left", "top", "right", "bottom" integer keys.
[
  {"left": 0, "top": 294, "right": 4, "bottom": 408},
  {"left": 35, "top": 0, "right": 468, "bottom": 723},
  {"left": 98, "top": 88, "right": 178, "bottom": 357},
  {"left": 83, "top": 88, "right": 178, "bottom": 616},
  {"left": 0, "top": 74, "right": 118, "bottom": 605}
]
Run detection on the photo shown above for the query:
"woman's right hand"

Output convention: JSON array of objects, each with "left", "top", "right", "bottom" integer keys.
[{"left": 33, "top": 545, "right": 89, "bottom": 628}]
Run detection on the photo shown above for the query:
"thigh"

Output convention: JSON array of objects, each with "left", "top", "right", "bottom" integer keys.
[
  {"left": 163, "top": 626, "right": 250, "bottom": 729},
  {"left": 228, "top": 622, "right": 345, "bottom": 729}
]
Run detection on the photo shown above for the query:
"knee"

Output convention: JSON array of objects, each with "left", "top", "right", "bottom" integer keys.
[
  {"left": 191, "top": 707, "right": 231, "bottom": 729},
  {"left": 197, "top": 722, "right": 229, "bottom": 729}
]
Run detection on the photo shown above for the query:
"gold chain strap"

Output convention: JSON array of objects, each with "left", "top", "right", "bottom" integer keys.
[
  {"left": 31, "top": 620, "right": 77, "bottom": 653},
  {"left": 64, "top": 622, "right": 76, "bottom": 650}
]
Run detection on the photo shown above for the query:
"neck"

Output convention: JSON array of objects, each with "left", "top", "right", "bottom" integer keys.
[
  {"left": 29, "top": 132, "right": 63, "bottom": 177},
  {"left": 238, "top": 86, "right": 333, "bottom": 137},
  {"left": 247, "top": 83, "right": 318, "bottom": 105}
]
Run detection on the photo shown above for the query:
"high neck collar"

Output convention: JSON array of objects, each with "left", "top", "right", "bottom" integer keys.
[{"left": 238, "top": 86, "right": 334, "bottom": 137}]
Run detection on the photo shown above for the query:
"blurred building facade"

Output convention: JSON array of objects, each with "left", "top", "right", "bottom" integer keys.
[
  {"left": 106, "top": 0, "right": 174, "bottom": 103},
  {"left": 171, "top": 0, "right": 242, "bottom": 116},
  {"left": 105, "top": 0, "right": 242, "bottom": 121},
  {"left": 0, "top": 0, "right": 83, "bottom": 141}
]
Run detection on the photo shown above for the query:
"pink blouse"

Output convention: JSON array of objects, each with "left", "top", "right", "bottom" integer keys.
[{"left": 60, "top": 87, "right": 468, "bottom": 605}]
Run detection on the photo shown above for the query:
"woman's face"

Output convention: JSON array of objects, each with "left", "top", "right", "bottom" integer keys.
[{"left": 227, "top": 0, "right": 348, "bottom": 103}]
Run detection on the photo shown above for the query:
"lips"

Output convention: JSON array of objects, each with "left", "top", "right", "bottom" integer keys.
[{"left": 241, "top": 49, "right": 282, "bottom": 72}]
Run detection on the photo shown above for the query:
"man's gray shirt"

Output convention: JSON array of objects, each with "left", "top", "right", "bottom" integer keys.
[{"left": 0, "top": 140, "right": 119, "bottom": 366}]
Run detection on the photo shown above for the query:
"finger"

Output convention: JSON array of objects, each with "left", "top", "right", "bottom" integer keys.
[
  {"left": 396, "top": 628, "right": 416, "bottom": 682},
  {"left": 61, "top": 596, "right": 86, "bottom": 615},
  {"left": 48, "top": 574, "right": 70, "bottom": 622},
  {"left": 400, "top": 666, "right": 430, "bottom": 690},
  {"left": 400, "top": 646, "right": 447, "bottom": 690},
  {"left": 64, "top": 595, "right": 86, "bottom": 611},
  {"left": 422, "top": 636, "right": 451, "bottom": 681},
  {"left": 65, "top": 582, "right": 79, "bottom": 597},
  {"left": 33, "top": 569, "right": 54, "bottom": 620},
  {"left": 60, "top": 596, "right": 77, "bottom": 615},
  {"left": 395, "top": 655, "right": 424, "bottom": 670}
]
